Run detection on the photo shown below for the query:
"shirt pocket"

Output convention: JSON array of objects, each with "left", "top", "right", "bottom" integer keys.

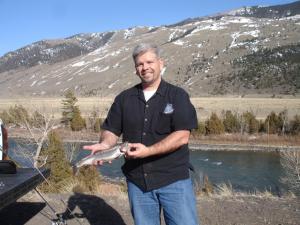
[{"left": 155, "top": 112, "right": 172, "bottom": 134}]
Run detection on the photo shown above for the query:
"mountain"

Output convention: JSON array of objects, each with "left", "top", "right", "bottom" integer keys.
[
  {"left": 0, "top": 32, "right": 114, "bottom": 73},
  {"left": 0, "top": 1, "right": 299, "bottom": 98},
  {"left": 228, "top": 0, "right": 300, "bottom": 18}
]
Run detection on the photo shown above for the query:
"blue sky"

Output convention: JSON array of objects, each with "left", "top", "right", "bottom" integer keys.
[{"left": 0, "top": 0, "right": 296, "bottom": 56}]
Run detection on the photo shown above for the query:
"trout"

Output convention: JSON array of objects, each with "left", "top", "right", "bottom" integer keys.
[{"left": 73, "top": 142, "right": 129, "bottom": 173}]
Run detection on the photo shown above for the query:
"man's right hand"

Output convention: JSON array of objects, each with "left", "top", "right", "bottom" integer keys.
[
  {"left": 83, "top": 142, "right": 111, "bottom": 165},
  {"left": 82, "top": 130, "right": 119, "bottom": 165},
  {"left": 83, "top": 143, "right": 110, "bottom": 155}
]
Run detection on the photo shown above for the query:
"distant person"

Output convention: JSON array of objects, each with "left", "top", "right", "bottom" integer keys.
[
  {"left": 0, "top": 119, "right": 9, "bottom": 160},
  {"left": 84, "top": 43, "right": 199, "bottom": 225}
]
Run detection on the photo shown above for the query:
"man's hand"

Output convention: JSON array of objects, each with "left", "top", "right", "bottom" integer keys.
[
  {"left": 124, "top": 143, "right": 151, "bottom": 159},
  {"left": 83, "top": 143, "right": 112, "bottom": 165},
  {"left": 83, "top": 143, "right": 110, "bottom": 155},
  {"left": 123, "top": 130, "right": 191, "bottom": 159}
]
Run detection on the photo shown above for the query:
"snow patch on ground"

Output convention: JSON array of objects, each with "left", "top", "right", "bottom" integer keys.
[
  {"left": 108, "top": 79, "right": 119, "bottom": 89},
  {"left": 173, "top": 40, "right": 185, "bottom": 45},
  {"left": 71, "top": 61, "right": 90, "bottom": 67},
  {"left": 229, "top": 30, "right": 260, "bottom": 48},
  {"left": 30, "top": 80, "right": 37, "bottom": 87},
  {"left": 89, "top": 66, "right": 109, "bottom": 73}
]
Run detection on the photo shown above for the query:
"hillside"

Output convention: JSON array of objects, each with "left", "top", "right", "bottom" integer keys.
[{"left": 0, "top": 1, "right": 299, "bottom": 98}]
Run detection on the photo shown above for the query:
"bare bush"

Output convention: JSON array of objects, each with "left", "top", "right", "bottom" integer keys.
[
  {"left": 64, "top": 134, "right": 81, "bottom": 164},
  {"left": 6, "top": 105, "right": 60, "bottom": 167}
]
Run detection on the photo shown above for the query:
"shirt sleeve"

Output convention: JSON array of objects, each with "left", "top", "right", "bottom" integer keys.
[
  {"left": 172, "top": 88, "right": 198, "bottom": 131},
  {"left": 101, "top": 94, "right": 123, "bottom": 136}
]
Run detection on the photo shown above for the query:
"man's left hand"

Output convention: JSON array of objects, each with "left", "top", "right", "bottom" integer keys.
[{"left": 125, "top": 143, "right": 151, "bottom": 159}]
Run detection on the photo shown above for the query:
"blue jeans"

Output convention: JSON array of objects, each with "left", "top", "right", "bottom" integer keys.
[{"left": 127, "top": 178, "right": 200, "bottom": 225}]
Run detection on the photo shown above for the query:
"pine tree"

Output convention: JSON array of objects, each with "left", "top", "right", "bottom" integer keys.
[
  {"left": 242, "top": 111, "right": 259, "bottom": 134},
  {"left": 290, "top": 115, "right": 300, "bottom": 135},
  {"left": 61, "top": 90, "right": 78, "bottom": 126},
  {"left": 265, "top": 111, "right": 282, "bottom": 134},
  {"left": 222, "top": 110, "right": 240, "bottom": 133},
  {"left": 71, "top": 106, "right": 86, "bottom": 131},
  {"left": 93, "top": 118, "right": 102, "bottom": 133},
  {"left": 43, "top": 131, "right": 73, "bottom": 192}
]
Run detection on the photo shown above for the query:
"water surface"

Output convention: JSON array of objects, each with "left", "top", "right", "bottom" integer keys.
[{"left": 9, "top": 139, "right": 285, "bottom": 194}]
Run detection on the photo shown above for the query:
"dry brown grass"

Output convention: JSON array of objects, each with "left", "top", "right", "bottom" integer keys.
[
  {"left": 58, "top": 178, "right": 128, "bottom": 198},
  {"left": 191, "top": 97, "right": 300, "bottom": 120},
  {"left": 212, "top": 183, "right": 296, "bottom": 199},
  {"left": 1, "top": 97, "right": 299, "bottom": 120}
]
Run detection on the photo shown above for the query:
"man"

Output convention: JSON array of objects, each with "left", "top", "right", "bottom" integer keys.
[{"left": 84, "top": 43, "right": 199, "bottom": 225}]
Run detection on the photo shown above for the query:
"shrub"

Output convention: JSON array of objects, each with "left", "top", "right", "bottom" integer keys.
[
  {"left": 40, "top": 131, "right": 73, "bottom": 192},
  {"left": 289, "top": 115, "right": 300, "bottom": 135},
  {"left": 258, "top": 119, "right": 266, "bottom": 133},
  {"left": 93, "top": 118, "right": 102, "bottom": 133},
  {"left": 74, "top": 166, "right": 102, "bottom": 193},
  {"left": 1, "top": 106, "right": 51, "bottom": 128},
  {"left": 8, "top": 104, "right": 30, "bottom": 125},
  {"left": 205, "top": 113, "right": 225, "bottom": 135},
  {"left": 192, "top": 121, "right": 206, "bottom": 136},
  {"left": 70, "top": 106, "right": 86, "bottom": 131},
  {"left": 222, "top": 110, "right": 240, "bottom": 133},
  {"left": 87, "top": 108, "right": 102, "bottom": 132},
  {"left": 0, "top": 110, "right": 11, "bottom": 124},
  {"left": 278, "top": 110, "right": 289, "bottom": 135},
  {"left": 242, "top": 111, "right": 259, "bottom": 134},
  {"left": 31, "top": 110, "right": 46, "bottom": 128},
  {"left": 264, "top": 111, "right": 283, "bottom": 134}
]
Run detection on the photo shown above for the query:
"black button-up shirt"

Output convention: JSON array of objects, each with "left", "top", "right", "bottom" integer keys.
[{"left": 101, "top": 79, "right": 198, "bottom": 191}]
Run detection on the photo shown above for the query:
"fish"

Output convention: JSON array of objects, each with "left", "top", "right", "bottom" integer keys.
[{"left": 73, "top": 142, "right": 129, "bottom": 174}]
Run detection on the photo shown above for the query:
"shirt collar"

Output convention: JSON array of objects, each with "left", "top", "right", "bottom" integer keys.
[
  {"left": 131, "top": 79, "right": 167, "bottom": 97},
  {"left": 156, "top": 79, "right": 167, "bottom": 96}
]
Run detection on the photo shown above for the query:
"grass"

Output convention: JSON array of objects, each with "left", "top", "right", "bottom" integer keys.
[
  {"left": 210, "top": 183, "right": 296, "bottom": 199},
  {"left": 1, "top": 97, "right": 300, "bottom": 120},
  {"left": 56, "top": 178, "right": 296, "bottom": 200},
  {"left": 56, "top": 178, "right": 128, "bottom": 198}
]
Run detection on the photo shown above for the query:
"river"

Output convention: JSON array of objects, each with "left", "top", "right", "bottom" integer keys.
[
  {"left": 94, "top": 149, "right": 285, "bottom": 194},
  {"left": 9, "top": 139, "right": 286, "bottom": 194}
]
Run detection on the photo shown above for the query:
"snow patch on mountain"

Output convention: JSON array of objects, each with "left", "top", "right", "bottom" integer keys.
[
  {"left": 72, "top": 61, "right": 90, "bottom": 67},
  {"left": 230, "top": 30, "right": 260, "bottom": 48},
  {"left": 173, "top": 40, "right": 185, "bottom": 45},
  {"left": 108, "top": 79, "right": 119, "bottom": 89},
  {"left": 89, "top": 66, "right": 109, "bottom": 73},
  {"left": 124, "top": 28, "right": 136, "bottom": 39},
  {"left": 223, "top": 16, "right": 254, "bottom": 24}
]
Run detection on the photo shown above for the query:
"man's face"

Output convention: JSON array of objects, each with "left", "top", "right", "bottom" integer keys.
[{"left": 135, "top": 50, "right": 164, "bottom": 87}]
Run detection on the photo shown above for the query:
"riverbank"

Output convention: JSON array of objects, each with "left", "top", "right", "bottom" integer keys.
[
  {"left": 1, "top": 190, "right": 299, "bottom": 225},
  {"left": 190, "top": 143, "right": 300, "bottom": 152}
]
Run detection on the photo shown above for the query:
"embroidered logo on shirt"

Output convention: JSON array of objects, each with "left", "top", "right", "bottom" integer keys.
[{"left": 163, "top": 103, "right": 174, "bottom": 114}]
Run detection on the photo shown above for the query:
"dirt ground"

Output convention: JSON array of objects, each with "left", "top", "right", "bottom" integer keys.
[
  {"left": 3, "top": 128, "right": 300, "bottom": 224},
  {"left": 0, "top": 191, "right": 299, "bottom": 225}
]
